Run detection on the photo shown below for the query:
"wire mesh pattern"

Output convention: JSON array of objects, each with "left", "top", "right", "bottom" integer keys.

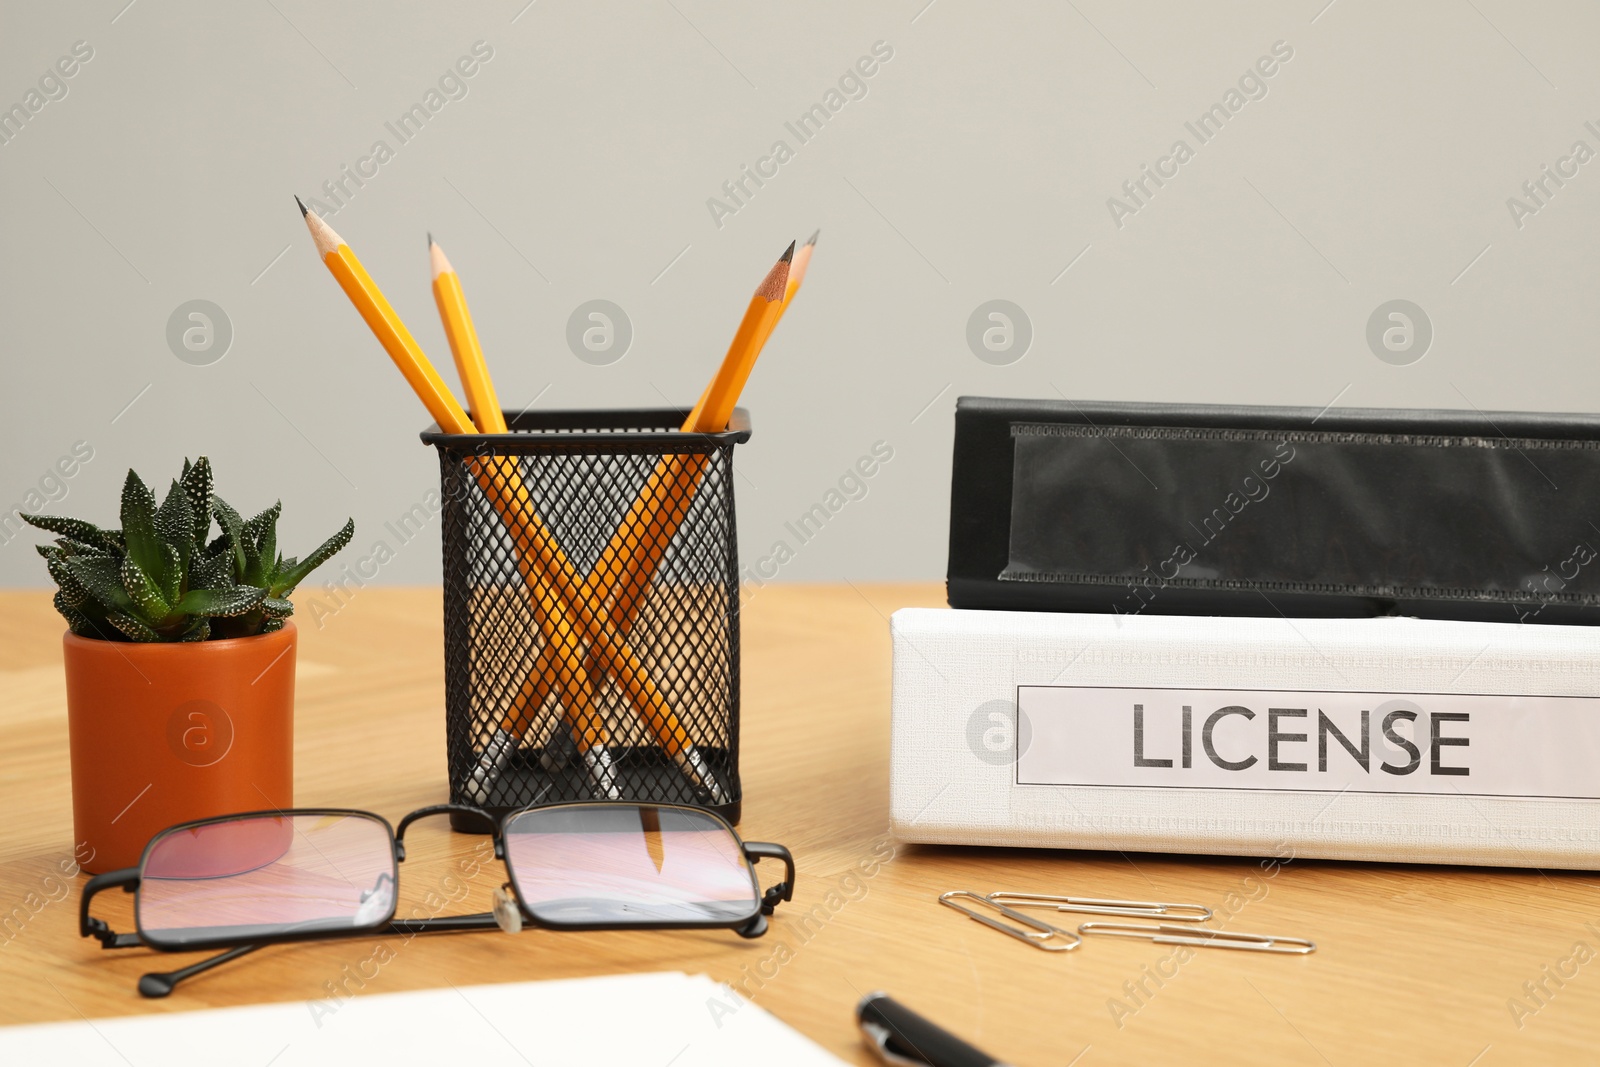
[{"left": 427, "top": 408, "right": 747, "bottom": 827}]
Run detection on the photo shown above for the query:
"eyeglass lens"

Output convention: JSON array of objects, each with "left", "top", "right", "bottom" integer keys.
[
  {"left": 137, "top": 813, "right": 397, "bottom": 948},
  {"left": 503, "top": 804, "right": 759, "bottom": 926}
]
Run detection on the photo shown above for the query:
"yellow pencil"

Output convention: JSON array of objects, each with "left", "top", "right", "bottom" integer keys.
[
  {"left": 607, "top": 231, "right": 815, "bottom": 633},
  {"left": 690, "top": 228, "right": 815, "bottom": 427},
  {"left": 506, "top": 240, "right": 800, "bottom": 723},
  {"left": 429, "top": 235, "right": 506, "bottom": 433},
  {"left": 426, "top": 230, "right": 622, "bottom": 794},
  {"left": 605, "top": 238, "right": 798, "bottom": 627},
  {"left": 682, "top": 228, "right": 815, "bottom": 426}
]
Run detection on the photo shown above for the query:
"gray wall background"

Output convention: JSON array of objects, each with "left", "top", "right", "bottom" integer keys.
[{"left": 3, "top": 0, "right": 1598, "bottom": 595}]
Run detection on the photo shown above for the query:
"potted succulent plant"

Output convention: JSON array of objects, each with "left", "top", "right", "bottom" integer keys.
[{"left": 24, "top": 457, "right": 352, "bottom": 873}]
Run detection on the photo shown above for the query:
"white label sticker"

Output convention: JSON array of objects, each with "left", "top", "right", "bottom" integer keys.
[{"left": 1015, "top": 686, "right": 1600, "bottom": 799}]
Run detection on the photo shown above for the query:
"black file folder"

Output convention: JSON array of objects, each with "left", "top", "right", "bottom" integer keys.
[{"left": 947, "top": 396, "right": 1600, "bottom": 624}]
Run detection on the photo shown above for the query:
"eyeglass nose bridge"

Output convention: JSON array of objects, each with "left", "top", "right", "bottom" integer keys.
[{"left": 394, "top": 803, "right": 503, "bottom": 862}]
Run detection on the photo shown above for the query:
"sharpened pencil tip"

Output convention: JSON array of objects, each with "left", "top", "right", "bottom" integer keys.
[
  {"left": 806, "top": 229, "right": 820, "bottom": 246},
  {"left": 780, "top": 240, "right": 796, "bottom": 263},
  {"left": 294, "top": 195, "right": 309, "bottom": 217},
  {"left": 427, "top": 231, "right": 434, "bottom": 247}
]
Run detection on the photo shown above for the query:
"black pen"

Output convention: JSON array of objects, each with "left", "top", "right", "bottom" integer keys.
[{"left": 856, "top": 992, "right": 1015, "bottom": 1067}]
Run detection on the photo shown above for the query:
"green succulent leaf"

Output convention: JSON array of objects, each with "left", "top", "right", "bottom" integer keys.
[
  {"left": 155, "top": 478, "right": 196, "bottom": 577},
  {"left": 248, "top": 504, "right": 281, "bottom": 584},
  {"left": 212, "top": 496, "right": 247, "bottom": 576},
  {"left": 178, "top": 618, "right": 211, "bottom": 642},
  {"left": 162, "top": 543, "right": 184, "bottom": 605},
  {"left": 20, "top": 514, "right": 121, "bottom": 553},
  {"left": 274, "top": 518, "right": 355, "bottom": 594},
  {"left": 54, "top": 537, "right": 109, "bottom": 558},
  {"left": 181, "top": 457, "right": 214, "bottom": 545},
  {"left": 106, "top": 611, "right": 162, "bottom": 642},
  {"left": 243, "top": 501, "right": 281, "bottom": 544},
  {"left": 121, "top": 556, "right": 170, "bottom": 621},
  {"left": 73, "top": 615, "right": 117, "bottom": 641},
  {"left": 124, "top": 540, "right": 183, "bottom": 610},
  {"left": 53, "top": 591, "right": 96, "bottom": 635},
  {"left": 189, "top": 551, "right": 235, "bottom": 591},
  {"left": 174, "top": 585, "right": 266, "bottom": 618},
  {"left": 242, "top": 538, "right": 265, "bottom": 587},
  {"left": 47, "top": 555, "right": 89, "bottom": 607},
  {"left": 261, "top": 596, "right": 294, "bottom": 619},
  {"left": 65, "top": 556, "right": 138, "bottom": 617},
  {"left": 259, "top": 618, "right": 285, "bottom": 634},
  {"left": 57, "top": 598, "right": 109, "bottom": 639},
  {"left": 120, "top": 470, "right": 173, "bottom": 595}
]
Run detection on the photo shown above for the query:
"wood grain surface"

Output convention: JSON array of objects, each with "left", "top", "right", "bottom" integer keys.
[{"left": 1, "top": 586, "right": 1594, "bottom": 1065}]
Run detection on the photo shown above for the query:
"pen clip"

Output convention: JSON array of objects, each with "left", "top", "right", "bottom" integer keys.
[
  {"left": 859, "top": 1018, "right": 934, "bottom": 1067},
  {"left": 857, "top": 992, "right": 1015, "bottom": 1067}
]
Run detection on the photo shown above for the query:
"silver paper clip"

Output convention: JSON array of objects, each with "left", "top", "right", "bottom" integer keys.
[
  {"left": 987, "top": 892, "right": 1212, "bottom": 922},
  {"left": 938, "top": 891, "right": 1081, "bottom": 951},
  {"left": 1078, "top": 922, "right": 1316, "bottom": 955}
]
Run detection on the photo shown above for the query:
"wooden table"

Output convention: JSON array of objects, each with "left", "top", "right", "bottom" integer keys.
[{"left": 2, "top": 585, "right": 1596, "bottom": 1064}]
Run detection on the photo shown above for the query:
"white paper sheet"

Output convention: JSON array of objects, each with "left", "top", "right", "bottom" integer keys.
[{"left": 0, "top": 972, "right": 845, "bottom": 1066}]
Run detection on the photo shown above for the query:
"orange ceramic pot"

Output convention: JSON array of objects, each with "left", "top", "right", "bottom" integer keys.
[{"left": 62, "top": 622, "right": 296, "bottom": 874}]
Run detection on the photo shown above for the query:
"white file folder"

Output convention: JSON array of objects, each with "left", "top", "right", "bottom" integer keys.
[{"left": 890, "top": 607, "right": 1600, "bottom": 869}]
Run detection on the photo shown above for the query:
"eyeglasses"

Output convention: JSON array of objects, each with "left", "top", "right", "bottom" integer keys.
[{"left": 80, "top": 801, "right": 796, "bottom": 998}]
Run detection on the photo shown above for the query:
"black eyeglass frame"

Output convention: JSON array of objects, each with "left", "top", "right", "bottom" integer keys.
[{"left": 80, "top": 800, "right": 796, "bottom": 997}]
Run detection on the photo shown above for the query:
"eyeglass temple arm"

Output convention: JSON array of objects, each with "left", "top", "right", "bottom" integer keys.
[
  {"left": 139, "top": 944, "right": 262, "bottom": 998},
  {"left": 80, "top": 868, "right": 142, "bottom": 949},
  {"left": 743, "top": 842, "right": 795, "bottom": 915}
]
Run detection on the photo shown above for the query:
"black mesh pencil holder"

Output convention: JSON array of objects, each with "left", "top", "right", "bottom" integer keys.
[{"left": 421, "top": 407, "right": 750, "bottom": 830}]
